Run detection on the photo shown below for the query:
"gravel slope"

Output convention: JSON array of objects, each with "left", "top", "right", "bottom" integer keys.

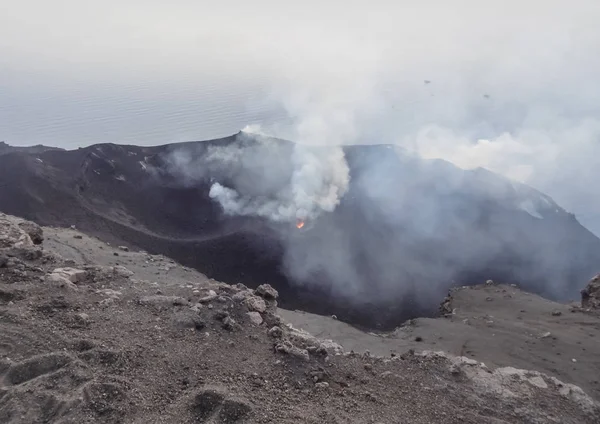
[{"left": 1, "top": 214, "right": 600, "bottom": 423}]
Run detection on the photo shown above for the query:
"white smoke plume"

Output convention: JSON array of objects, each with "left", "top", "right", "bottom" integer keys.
[
  {"left": 167, "top": 129, "right": 350, "bottom": 223},
  {"left": 157, "top": 1, "right": 600, "bottom": 322}
]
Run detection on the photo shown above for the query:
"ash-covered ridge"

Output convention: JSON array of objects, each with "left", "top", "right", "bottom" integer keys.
[{"left": 0, "top": 132, "right": 599, "bottom": 330}]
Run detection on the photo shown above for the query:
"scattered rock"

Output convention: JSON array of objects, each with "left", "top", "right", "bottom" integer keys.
[
  {"left": 118, "top": 246, "right": 129, "bottom": 252},
  {"left": 247, "top": 311, "right": 263, "bottom": 326},
  {"left": 214, "top": 310, "right": 230, "bottom": 321},
  {"left": 541, "top": 332, "right": 552, "bottom": 339},
  {"left": 49, "top": 267, "right": 87, "bottom": 284},
  {"left": 486, "top": 297, "right": 493, "bottom": 302},
  {"left": 275, "top": 341, "right": 310, "bottom": 361},
  {"left": 254, "top": 284, "right": 278, "bottom": 300},
  {"left": 113, "top": 265, "right": 134, "bottom": 278},
  {"left": 199, "top": 290, "right": 218, "bottom": 303},
  {"left": 113, "top": 252, "right": 119, "bottom": 256},
  {"left": 232, "top": 290, "right": 254, "bottom": 303},
  {"left": 174, "top": 311, "right": 206, "bottom": 330},
  {"left": 46, "top": 273, "right": 78, "bottom": 289},
  {"left": 552, "top": 310, "right": 562, "bottom": 317},
  {"left": 222, "top": 316, "right": 238, "bottom": 331},
  {"left": 18, "top": 221, "right": 44, "bottom": 245},
  {"left": 485, "top": 280, "right": 494, "bottom": 285},
  {"left": 73, "top": 234, "right": 83, "bottom": 239},
  {"left": 314, "top": 382, "right": 329, "bottom": 389},
  {"left": 138, "top": 295, "right": 189, "bottom": 307},
  {"left": 190, "top": 303, "right": 203, "bottom": 313},
  {"left": 74, "top": 313, "right": 90, "bottom": 325},
  {"left": 0, "top": 254, "right": 7, "bottom": 268},
  {"left": 439, "top": 295, "right": 453, "bottom": 315},
  {"left": 268, "top": 326, "right": 283, "bottom": 338},
  {"left": 244, "top": 296, "right": 267, "bottom": 313}
]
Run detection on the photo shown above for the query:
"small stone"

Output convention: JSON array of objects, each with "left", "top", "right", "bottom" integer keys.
[
  {"left": 314, "top": 382, "right": 329, "bottom": 389},
  {"left": 174, "top": 311, "right": 206, "bottom": 330},
  {"left": 414, "top": 336, "right": 423, "bottom": 342},
  {"left": 73, "top": 235, "right": 83, "bottom": 239},
  {"left": 214, "top": 310, "right": 230, "bottom": 321},
  {"left": 113, "top": 265, "right": 134, "bottom": 278},
  {"left": 268, "top": 326, "right": 283, "bottom": 338},
  {"left": 275, "top": 341, "right": 309, "bottom": 361},
  {"left": 190, "top": 303, "right": 203, "bottom": 313},
  {"left": 244, "top": 296, "right": 267, "bottom": 313},
  {"left": 199, "top": 290, "right": 218, "bottom": 303},
  {"left": 222, "top": 316, "right": 238, "bottom": 331},
  {"left": 331, "top": 315, "right": 338, "bottom": 320},
  {"left": 138, "top": 295, "right": 189, "bottom": 307},
  {"left": 572, "top": 358, "right": 577, "bottom": 363},
  {"left": 51, "top": 267, "right": 87, "bottom": 283},
  {"left": 552, "top": 310, "right": 562, "bottom": 316},
  {"left": 485, "top": 280, "right": 494, "bottom": 285},
  {"left": 541, "top": 332, "right": 552, "bottom": 339},
  {"left": 486, "top": 297, "right": 493, "bottom": 302},
  {"left": 74, "top": 313, "right": 90, "bottom": 325},
  {"left": 118, "top": 246, "right": 129, "bottom": 252},
  {"left": 364, "top": 363, "right": 373, "bottom": 371},
  {"left": 254, "top": 284, "right": 278, "bottom": 300},
  {"left": 113, "top": 252, "right": 119, "bottom": 256},
  {"left": 246, "top": 312, "right": 263, "bottom": 326},
  {"left": 232, "top": 291, "right": 251, "bottom": 302}
]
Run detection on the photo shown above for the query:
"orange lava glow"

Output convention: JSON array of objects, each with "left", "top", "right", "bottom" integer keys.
[{"left": 296, "top": 220, "right": 305, "bottom": 229}]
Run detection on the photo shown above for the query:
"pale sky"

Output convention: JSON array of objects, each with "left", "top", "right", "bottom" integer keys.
[{"left": 1, "top": 0, "right": 600, "bottom": 233}]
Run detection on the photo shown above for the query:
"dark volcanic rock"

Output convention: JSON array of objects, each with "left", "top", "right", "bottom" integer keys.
[{"left": 1, "top": 134, "right": 600, "bottom": 330}]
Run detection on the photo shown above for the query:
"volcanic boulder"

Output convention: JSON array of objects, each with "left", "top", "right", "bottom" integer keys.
[{"left": 581, "top": 273, "right": 600, "bottom": 309}]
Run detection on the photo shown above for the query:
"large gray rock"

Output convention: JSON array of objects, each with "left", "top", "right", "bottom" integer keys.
[
  {"left": 582, "top": 273, "right": 600, "bottom": 309},
  {"left": 254, "top": 284, "right": 278, "bottom": 300},
  {"left": 51, "top": 267, "right": 87, "bottom": 284},
  {"left": 17, "top": 221, "right": 44, "bottom": 245},
  {"left": 244, "top": 296, "right": 266, "bottom": 313},
  {"left": 0, "top": 214, "right": 34, "bottom": 249}
]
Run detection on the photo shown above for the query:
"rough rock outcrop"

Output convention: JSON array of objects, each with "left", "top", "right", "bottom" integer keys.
[
  {"left": 0, "top": 213, "right": 44, "bottom": 262},
  {"left": 581, "top": 273, "right": 600, "bottom": 309},
  {"left": 418, "top": 350, "right": 600, "bottom": 422}
]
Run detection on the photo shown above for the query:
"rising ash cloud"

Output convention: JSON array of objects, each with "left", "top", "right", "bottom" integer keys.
[{"left": 162, "top": 131, "right": 600, "bottom": 325}]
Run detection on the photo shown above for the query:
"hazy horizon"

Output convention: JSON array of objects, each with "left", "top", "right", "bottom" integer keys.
[{"left": 1, "top": 0, "right": 599, "bottom": 235}]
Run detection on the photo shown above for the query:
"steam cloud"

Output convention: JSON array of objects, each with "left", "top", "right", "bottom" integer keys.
[
  {"left": 207, "top": 135, "right": 350, "bottom": 222},
  {"left": 159, "top": 1, "right": 600, "bottom": 323}
]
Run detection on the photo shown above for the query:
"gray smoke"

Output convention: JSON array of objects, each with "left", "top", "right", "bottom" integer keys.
[
  {"left": 164, "top": 127, "right": 600, "bottom": 316},
  {"left": 207, "top": 139, "right": 349, "bottom": 222},
  {"left": 158, "top": 0, "right": 600, "bottom": 317}
]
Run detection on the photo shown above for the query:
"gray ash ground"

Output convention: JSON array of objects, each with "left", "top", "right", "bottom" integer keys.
[{"left": 2, "top": 213, "right": 600, "bottom": 423}]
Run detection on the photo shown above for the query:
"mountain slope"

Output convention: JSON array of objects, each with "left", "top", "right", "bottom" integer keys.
[{"left": 0, "top": 133, "right": 599, "bottom": 330}]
